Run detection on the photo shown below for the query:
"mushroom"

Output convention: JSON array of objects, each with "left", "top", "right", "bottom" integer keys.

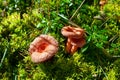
[
  {"left": 99, "top": 0, "right": 107, "bottom": 11},
  {"left": 61, "top": 26, "right": 86, "bottom": 54},
  {"left": 29, "top": 34, "right": 58, "bottom": 63}
]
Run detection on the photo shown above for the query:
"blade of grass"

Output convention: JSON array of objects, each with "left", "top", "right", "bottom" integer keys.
[
  {"left": 69, "top": 0, "right": 86, "bottom": 20},
  {"left": 100, "top": 66, "right": 108, "bottom": 80},
  {"left": 58, "top": 14, "right": 80, "bottom": 27},
  {"left": 0, "top": 48, "right": 7, "bottom": 67}
]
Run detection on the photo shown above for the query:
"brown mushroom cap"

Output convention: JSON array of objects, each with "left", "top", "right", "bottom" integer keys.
[
  {"left": 29, "top": 34, "right": 58, "bottom": 63},
  {"left": 61, "top": 26, "right": 84, "bottom": 39},
  {"left": 99, "top": 0, "right": 107, "bottom": 6}
]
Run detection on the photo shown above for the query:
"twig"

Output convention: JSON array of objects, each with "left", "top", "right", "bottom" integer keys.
[
  {"left": 68, "top": 20, "right": 80, "bottom": 27},
  {"left": 102, "top": 48, "right": 120, "bottom": 59},
  {"left": 112, "top": 55, "right": 120, "bottom": 58},
  {"left": 70, "top": 0, "right": 86, "bottom": 20},
  {"left": 19, "top": 52, "right": 26, "bottom": 58},
  {"left": 99, "top": 18, "right": 110, "bottom": 27},
  {"left": 99, "top": 13, "right": 115, "bottom": 27},
  {"left": 109, "top": 34, "right": 118, "bottom": 43}
]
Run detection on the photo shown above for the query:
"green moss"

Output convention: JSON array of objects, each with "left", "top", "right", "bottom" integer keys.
[{"left": 0, "top": 0, "right": 120, "bottom": 79}]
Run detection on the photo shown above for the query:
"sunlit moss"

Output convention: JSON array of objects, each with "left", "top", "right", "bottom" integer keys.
[{"left": 0, "top": 0, "right": 120, "bottom": 79}]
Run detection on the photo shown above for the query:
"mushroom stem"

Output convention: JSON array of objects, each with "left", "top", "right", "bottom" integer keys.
[
  {"left": 71, "top": 45, "right": 78, "bottom": 54},
  {"left": 66, "top": 38, "right": 72, "bottom": 53}
]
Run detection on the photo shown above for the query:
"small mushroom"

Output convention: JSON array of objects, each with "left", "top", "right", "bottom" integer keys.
[
  {"left": 29, "top": 34, "right": 58, "bottom": 63},
  {"left": 61, "top": 26, "right": 86, "bottom": 54},
  {"left": 99, "top": 0, "right": 107, "bottom": 11}
]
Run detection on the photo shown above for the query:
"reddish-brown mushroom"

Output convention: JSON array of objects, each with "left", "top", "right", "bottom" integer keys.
[
  {"left": 29, "top": 34, "right": 58, "bottom": 63},
  {"left": 61, "top": 26, "right": 86, "bottom": 54}
]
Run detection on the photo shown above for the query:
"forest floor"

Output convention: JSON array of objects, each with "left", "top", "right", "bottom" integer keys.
[{"left": 0, "top": 0, "right": 120, "bottom": 80}]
